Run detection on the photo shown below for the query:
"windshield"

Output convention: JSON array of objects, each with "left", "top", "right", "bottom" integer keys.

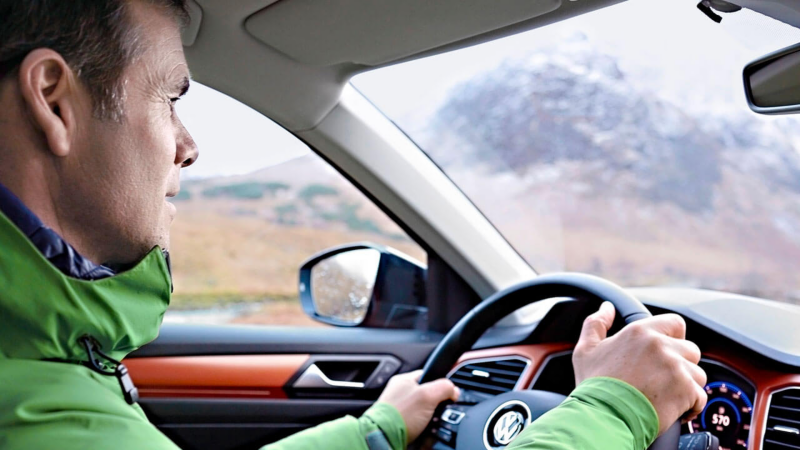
[{"left": 353, "top": 0, "right": 800, "bottom": 302}]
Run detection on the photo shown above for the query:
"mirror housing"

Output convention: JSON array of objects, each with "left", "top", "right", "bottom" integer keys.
[
  {"left": 744, "top": 42, "right": 800, "bottom": 115},
  {"left": 299, "top": 243, "right": 427, "bottom": 329}
]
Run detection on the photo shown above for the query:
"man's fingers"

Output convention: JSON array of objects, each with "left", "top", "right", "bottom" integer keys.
[
  {"left": 685, "top": 360, "right": 707, "bottom": 389},
  {"left": 421, "top": 378, "right": 460, "bottom": 403},
  {"left": 666, "top": 339, "right": 702, "bottom": 365},
  {"left": 685, "top": 382, "right": 709, "bottom": 423},
  {"left": 408, "top": 370, "right": 424, "bottom": 383},
  {"left": 404, "top": 370, "right": 460, "bottom": 402},
  {"left": 577, "top": 302, "right": 616, "bottom": 348},
  {"left": 646, "top": 314, "right": 687, "bottom": 340}
]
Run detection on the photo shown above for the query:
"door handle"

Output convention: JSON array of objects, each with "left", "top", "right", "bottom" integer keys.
[{"left": 293, "top": 363, "right": 366, "bottom": 389}]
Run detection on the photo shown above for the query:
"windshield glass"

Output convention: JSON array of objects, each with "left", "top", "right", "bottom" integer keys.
[{"left": 353, "top": 0, "right": 800, "bottom": 302}]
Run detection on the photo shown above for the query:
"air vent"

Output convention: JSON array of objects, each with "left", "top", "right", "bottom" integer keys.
[
  {"left": 764, "top": 387, "right": 800, "bottom": 450},
  {"left": 448, "top": 357, "right": 529, "bottom": 396}
]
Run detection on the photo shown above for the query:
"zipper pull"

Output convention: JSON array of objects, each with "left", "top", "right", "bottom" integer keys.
[
  {"left": 115, "top": 363, "right": 139, "bottom": 404},
  {"left": 79, "top": 335, "right": 140, "bottom": 405}
]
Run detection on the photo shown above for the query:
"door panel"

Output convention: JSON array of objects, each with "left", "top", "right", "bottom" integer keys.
[
  {"left": 126, "top": 355, "right": 309, "bottom": 399},
  {"left": 126, "top": 323, "right": 443, "bottom": 450},
  {"left": 143, "top": 398, "right": 374, "bottom": 450}
]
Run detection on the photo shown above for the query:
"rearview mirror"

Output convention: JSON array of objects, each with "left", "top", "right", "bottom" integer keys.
[
  {"left": 299, "top": 243, "right": 427, "bottom": 328},
  {"left": 744, "top": 42, "right": 800, "bottom": 115}
]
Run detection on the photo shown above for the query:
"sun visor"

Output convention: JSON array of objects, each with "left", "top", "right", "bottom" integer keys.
[
  {"left": 244, "top": 0, "right": 561, "bottom": 67},
  {"left": 181, "top": 0, "right": 204, "bottom": 47}
]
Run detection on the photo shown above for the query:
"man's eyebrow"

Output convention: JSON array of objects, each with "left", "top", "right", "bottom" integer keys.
[{"left": 177, "top": 76, "right": 190, "bottom": 97}]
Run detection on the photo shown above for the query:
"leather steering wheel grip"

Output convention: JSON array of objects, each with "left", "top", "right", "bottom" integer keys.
[{"left": 418, "top": 272, "right": 680, "bottom": 450}]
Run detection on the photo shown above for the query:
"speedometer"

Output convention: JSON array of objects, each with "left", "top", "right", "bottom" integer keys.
[{"left": 688, "top": 381, "right": 753, "bottom": 450}]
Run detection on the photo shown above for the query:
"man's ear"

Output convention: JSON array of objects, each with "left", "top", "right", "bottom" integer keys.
[{"left": 17, "top": 49, "right": 83, "bottom": 157}]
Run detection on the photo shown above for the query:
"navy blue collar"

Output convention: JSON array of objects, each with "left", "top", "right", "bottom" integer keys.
[{"left": 0, "top": 182, "right": 116, "bottom": 280}]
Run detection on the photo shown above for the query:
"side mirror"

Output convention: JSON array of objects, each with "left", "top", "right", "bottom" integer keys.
[
  {"left": 744, "top": 42, "right": 800, "bottom": 115},
  {"left": 299, "top": 243, "right": 427, "bottom": 329}
]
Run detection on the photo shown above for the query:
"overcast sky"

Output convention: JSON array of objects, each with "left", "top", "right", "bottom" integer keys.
[{"left": 178, "top": 0, "right": 800, "bottom": 179}]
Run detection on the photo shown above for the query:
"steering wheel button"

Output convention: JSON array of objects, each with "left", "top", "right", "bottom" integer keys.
[
  {"left": 442, "top": 409, "right": 466, "bottom": 425},
  {"left": 436, "top": 427, "right": 455, "bottom": 444}
]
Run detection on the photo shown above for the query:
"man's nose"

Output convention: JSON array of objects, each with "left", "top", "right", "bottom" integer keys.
[{"left": 176, "top": 125, "right": 199, "bottom": 168}]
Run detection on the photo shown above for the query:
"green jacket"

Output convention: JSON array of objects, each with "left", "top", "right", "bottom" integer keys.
[
  {"left": 268, "top": 377, "right": 659, "bottom": 450},
  {"left": 0, "top": 209, "right": 658, "bottom": 449}
]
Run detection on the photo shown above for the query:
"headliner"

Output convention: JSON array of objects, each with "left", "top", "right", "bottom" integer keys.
[
  {"left": 181, "top": 0, "right": 629, "bottom": 131},
  {"left": 182, "top": 0, "right": 800, "bottom": 131}
]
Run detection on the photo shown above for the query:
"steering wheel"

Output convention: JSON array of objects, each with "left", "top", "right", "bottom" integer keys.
[{"left": 418, "top": 272, "right": 680, "bottom": 450}]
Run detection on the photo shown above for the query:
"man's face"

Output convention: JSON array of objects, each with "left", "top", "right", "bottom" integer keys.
[{"left": 61, "top": 1, "right": 197, "bottom": 265}]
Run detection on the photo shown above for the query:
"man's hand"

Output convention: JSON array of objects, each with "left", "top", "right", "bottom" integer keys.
[
  {"left": 573, "top": 302, "right": 708, "bottom": 435},
  {"left": 376, "top": 370, "right": 460, "bottom": 442}
]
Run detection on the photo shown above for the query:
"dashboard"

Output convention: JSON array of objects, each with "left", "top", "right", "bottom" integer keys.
[{"left": 449, "top": 287, "right": 800, "bottom": 450}]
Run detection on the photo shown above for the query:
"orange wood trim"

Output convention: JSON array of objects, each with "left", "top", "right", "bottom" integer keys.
[
  {"left": 125, "top": 354, "right": 310, "bottom": 399},
  {"left": 453, "top": 343, "right": 800, "bottom": 450},
  {"left": 455, "top": 343, "right": 574, "bottom": 390},
  {"left": 699, "top": 350, "right": 800, "bottom": 450}
]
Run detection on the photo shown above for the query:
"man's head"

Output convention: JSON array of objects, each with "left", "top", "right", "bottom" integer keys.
[{"left": 0, "top": 0, "right": 198, "bottom": 267}]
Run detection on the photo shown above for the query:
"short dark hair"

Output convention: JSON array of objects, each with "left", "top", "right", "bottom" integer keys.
[{"left": 0, "top": 0, "right": 189, "bottom": 121}]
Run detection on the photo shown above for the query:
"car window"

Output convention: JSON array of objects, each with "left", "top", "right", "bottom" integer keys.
[
  {"left": 353, "top": 0, "right": 800, "bottom": 303},
  {"left": 166, "top": 83, "right": 425, "bottom": 326}
]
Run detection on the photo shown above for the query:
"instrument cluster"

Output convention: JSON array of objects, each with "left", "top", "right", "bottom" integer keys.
[{"left": 682, "top": 360, "right": 756, "bottom": 450}]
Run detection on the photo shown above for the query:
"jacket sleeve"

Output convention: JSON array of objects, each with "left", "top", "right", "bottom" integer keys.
[
  {"left": 508, "top": 377, "right": 660, "bottom": 450},
  {"left": 260, "top": 402, "right": 407, "bottom": 450}
]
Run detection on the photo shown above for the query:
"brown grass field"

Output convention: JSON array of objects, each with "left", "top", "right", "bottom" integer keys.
[
  {"left": 167, "top": 200, "right": 425, "bottom": 325},
  {"left": 165, "top": 156, "right": 800, "bottom": 328}
]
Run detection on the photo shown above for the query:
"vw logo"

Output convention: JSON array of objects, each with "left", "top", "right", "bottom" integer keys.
[
  {"left": 483, "top": 400, "right": 532, "bottom": 449},
  {"left": 493, "top": 411, "right": 525, "bottom": 445}
]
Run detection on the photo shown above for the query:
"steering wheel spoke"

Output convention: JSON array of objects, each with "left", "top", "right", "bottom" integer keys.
[{"left": 429, "top": 402, "right": 472, "bottom": 448}]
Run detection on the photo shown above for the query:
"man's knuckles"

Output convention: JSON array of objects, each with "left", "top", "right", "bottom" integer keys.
[
  {"left": 572, "top": 342, "right": 590, "bottom": 360},
  {"left": 681, "top": 340, "right": 702, "bottom": 364},
  {"left": 654, "top": 313, "right": 687, "bottom": 338},
  {"left": 687, "top": 362, "right": 707, "bottom": 387},
  {"left": 418, "top": 379, "right": 453, "bottom": 404},
  {"left": 623, "top": 320, "right": 648, "bottom": 339},
  {"left": 625, "top": 313, "right": 686, "bottom": 339},
  {"left": 644, "top": 332, "right": 668, "bottom": 355}
]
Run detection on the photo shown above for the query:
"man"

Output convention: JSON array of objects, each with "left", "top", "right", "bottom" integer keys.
[{"left": 0, "top": 1, "right": 707, "bottom": 449}]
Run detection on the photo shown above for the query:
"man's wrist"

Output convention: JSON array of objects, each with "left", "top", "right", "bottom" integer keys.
[
  {"left": 572, "top": 377, "right": 660, "bottom": 448},
  {"left": 361, "top": 402, "right": 408, "bottom": 450}
]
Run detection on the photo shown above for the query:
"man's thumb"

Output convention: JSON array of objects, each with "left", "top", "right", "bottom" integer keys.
[{"left": 577, "top": 301, "right": 615, "bottom": 347}]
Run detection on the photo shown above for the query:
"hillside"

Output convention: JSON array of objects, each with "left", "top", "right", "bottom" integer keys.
[{"left": 169, "top": 154, "right": 424, "bottom": 308}]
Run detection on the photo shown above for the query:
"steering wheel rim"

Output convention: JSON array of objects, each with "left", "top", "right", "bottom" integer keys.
[
  {"left": 419, "top": 272, "right": 679, "bottom": 450},
  {"left": 420, "top": 272, "right": 650, "bottom": 383}
]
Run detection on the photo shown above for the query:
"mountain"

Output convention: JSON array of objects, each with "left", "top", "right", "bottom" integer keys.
[{"left": 401, "top": 35, "right": 800, "bottom": 301}]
